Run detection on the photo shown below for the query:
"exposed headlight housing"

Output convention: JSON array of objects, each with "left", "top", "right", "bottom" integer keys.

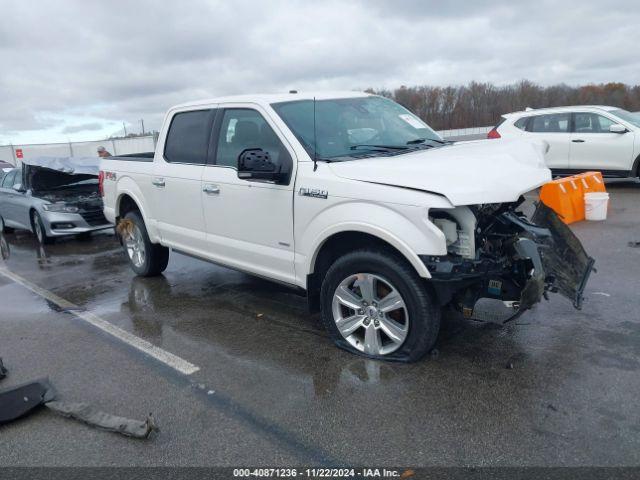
[{"left": 42, "top": 203, "right": 79, "bottom": 213}]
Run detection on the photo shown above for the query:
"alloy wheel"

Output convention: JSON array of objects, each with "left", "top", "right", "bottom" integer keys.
[
  {"left": 331, "top": 273, "right": 409, "bottom": 355},
  {"left": 125, "top": 225, "right": 146, "bottom": 268}
]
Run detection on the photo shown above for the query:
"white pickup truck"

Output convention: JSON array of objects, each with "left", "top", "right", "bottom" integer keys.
[{"left": 101, "top": 92, "right": 594, "bottom": 361}]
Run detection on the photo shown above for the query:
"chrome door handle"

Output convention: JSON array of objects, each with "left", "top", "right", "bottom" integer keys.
[
  {"left": 202, "top": 184, "right": 220, "bottom": 195},
  {"left": 152, "top": 178, "right": 165, "bottom": 187}
]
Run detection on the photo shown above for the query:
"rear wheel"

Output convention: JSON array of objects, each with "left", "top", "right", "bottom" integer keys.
[
  {"left": 31, "top": 211, "right": 53, "bottom": 244},
  {"left": 320, "top": 249, "right": 440, "bottom": 362},
  {"left": 122, "top": 211, "right": 169, "bottom": 276}
]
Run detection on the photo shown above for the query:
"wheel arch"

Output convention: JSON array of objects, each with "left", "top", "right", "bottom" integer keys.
[
  {"left": 114, "top": 184, "right": 159, "bottom": 242},
  {"left": 633, "top": 153, "right": 640, "bottom": 178},
  {"left": 305, "top": 229, "right": 432, "bottom": 313}
]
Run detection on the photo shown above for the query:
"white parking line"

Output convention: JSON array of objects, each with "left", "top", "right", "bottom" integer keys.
[{"left": 0, "top": 267, "right": 200, "bottom": 376}]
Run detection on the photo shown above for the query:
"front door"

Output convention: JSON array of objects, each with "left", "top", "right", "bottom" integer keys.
[
  {"left": 200, "top": 106, "right": 296, "bottom": 285},
  {"left": 569, "top": 112, "right": 635, "bottom": 173}
]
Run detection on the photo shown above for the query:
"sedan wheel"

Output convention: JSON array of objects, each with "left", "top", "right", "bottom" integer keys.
[{"left": 331, "top": 272, "right": 409, "bottom": 356}]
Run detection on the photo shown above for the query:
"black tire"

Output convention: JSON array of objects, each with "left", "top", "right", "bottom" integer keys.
[
  {"left": 0, "top": 215, "right": 14, "bottom": 234},
  {"left": 31, "top": 210, "right": 54, "bottom": 244},
  {"left": 122, "top": 211, "right": 169, "bottom": 276},
  {"left": 320, "top": 249, "right": 441, "bottom": 362}
]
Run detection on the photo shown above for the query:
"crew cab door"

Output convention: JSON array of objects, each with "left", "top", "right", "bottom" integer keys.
[
  {"left": 569, "top": 111, "right": 635, "bottom": 173},
  {"left": 152, "top": 108, "right": 217, "bottom": 254},
  {"left": 525, "top": 112, "right": 572, "bottom": 169},
  {"left": 200, "top": 105, "right": 296, "bottom": 284}
]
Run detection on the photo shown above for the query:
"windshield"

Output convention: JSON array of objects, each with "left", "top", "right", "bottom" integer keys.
[
  {"left": 610, "top": 109, "right": 640, "bottom": 128},
  {"left": 272, "top": 96, "right": 443, "bottom": 160}
]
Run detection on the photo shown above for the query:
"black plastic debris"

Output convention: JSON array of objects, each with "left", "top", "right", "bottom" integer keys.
[
  {"left": 628, "top": 241, "right": 640, "bottom": 248},
  {"left": 0, "top": 377, "right": 56, "bottom": 424},
  {"left": 0, "top": 365, "right": 157, "bottom": 439},
  {"left": 45, "top": 401, "right": 158, "bottom": 439}
]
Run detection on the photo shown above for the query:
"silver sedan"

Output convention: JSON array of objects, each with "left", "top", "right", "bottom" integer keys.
[{"left": 0, "top": 167, "right": 111, "bottom": 244}]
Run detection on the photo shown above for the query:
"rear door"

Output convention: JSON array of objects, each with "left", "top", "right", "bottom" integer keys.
[
  {"left": 200, "top": 105, "right": 297, "bottom": 284},
  {"left": 569, "top": 111, "right": 635, "bottom": 173},
  {"left": 152, "top": 108, "right": 216, "bottom": 255},
  {"left": 524, "top": 113, "right": 572, "bottom": 169}
]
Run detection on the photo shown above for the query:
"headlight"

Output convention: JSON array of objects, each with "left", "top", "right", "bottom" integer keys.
[{"left": 42, "top": 203, "right": 79, "bottom": 213}]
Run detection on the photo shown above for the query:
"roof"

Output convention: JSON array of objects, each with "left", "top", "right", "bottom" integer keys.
[
  {"left": 505, "top": 105, "right": 620, "bottom": 117},
  {"left": 171, "top": 91, "right": 372, "bottom": 110}
]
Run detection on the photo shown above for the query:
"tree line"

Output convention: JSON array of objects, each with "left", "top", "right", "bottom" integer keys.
[{"left": 367, "top": 81, "right": 640, "bottom": 130}]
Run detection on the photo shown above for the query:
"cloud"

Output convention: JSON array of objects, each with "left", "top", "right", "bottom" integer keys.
[
  {"left": 61, "top": 122, "right": 104, "bottom": 134},
  {"left": 1, "top": 0, "right": 638, "bottom": 143}
]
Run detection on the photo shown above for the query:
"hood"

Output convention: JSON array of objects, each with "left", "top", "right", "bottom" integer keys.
[
  {"left": 21, "top": 156, "right": 100, "bottom": 175},
  {"left": 328, "top": 139, "right": 551, "bottom": 206}
]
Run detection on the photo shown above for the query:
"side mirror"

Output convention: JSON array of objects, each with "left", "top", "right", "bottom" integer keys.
[
  {"left": 237, "top": 148, "right": 284, "bottom": 183},
  {"left": 12, "top": 183, "right": 26, "bottom": 193},
  {"left": 609, "top": 124, "right": 627, "bottom": 134}
]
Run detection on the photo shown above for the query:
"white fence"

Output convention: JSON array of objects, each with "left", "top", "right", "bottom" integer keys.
[
  {"left": 0, "top": 135, "right": 158, "bottom": 166},
  {"left": 0, "top": 126, "right": 492, "bottom": 166},
  {"left": 438, "top": 126, "right": 492, "bottom": 138}
]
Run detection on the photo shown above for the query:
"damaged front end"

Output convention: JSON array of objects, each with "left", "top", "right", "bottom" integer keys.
[{"left": 423, "top": 199, "right": 595, "bottom": 323}]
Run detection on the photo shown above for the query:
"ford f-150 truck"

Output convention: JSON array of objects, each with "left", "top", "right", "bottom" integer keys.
[{"left": 101, "top": 92, "right": 594, "bottom": 362}]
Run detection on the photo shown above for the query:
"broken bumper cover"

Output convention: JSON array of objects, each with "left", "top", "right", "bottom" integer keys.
[{"left": 422, "top": 204, "right": 595, "bottom": 321}]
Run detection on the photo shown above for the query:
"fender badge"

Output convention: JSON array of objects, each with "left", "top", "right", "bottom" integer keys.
[{"left": 299, "top": 187, "right": 328, "bottom": 199}]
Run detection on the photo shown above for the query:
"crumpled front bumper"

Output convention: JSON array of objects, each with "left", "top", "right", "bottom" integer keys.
[{"left": 423, "top": 204, "right": 595, "bottom": 322}]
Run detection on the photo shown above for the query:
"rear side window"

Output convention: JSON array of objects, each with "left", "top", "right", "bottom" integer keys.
[
  {"left": 1, "top": 170, "right": 16, "bottom": 188},
  {"left": 164, "top": 110, "right": 214, "bottom": 164},
  {"left": 514, "top": 117, "right": 529, "bottom": 130},
  {"left": 528, "top": 113, "right": 570, "bottom": 133}
]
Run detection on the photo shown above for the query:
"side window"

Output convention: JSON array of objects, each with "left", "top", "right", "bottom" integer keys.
[
  {"left": 164, "top": 110, "right": 213, "bottom": 164},
  {"left": 215, "top": 109, "right": 292, "bottom": 175},
  {"left": 574, "top": 112, "right": 615, "bottom": 133},
  {"left": 529, "top": 113, "right": 570, "bottom": 133},
  {"left": 514, "top": 117, "right": 529, "bottom": 130},
  {"left": 1, "top": 170, "right": 16, "bottom": 188}
]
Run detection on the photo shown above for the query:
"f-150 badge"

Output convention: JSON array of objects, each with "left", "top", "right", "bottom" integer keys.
[{"left": 299, "top": 187, "right": 328, "bottom": 199}]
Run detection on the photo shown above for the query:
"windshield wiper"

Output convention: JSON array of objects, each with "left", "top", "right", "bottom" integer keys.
[
  {"left": 349, "top": 144, "right": 409, "bottom": 151},
  {"left": 406, "top": 137, "right": 452, "bottom": 145}
]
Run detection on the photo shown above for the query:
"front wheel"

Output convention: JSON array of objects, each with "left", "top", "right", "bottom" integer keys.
[
  {"left": 121, "top": 211, "right": 169, "bottom": 276},
  {"left": 31, "top": 211, "right": 53, "bottom": 244},
  {"left": 320, "top": 249, "right": 441, "bottom": 362}
]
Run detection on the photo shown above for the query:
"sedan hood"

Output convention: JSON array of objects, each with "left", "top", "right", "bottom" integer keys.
[{"left": 328, "top": 139, "right": 551, "bottom": 206}]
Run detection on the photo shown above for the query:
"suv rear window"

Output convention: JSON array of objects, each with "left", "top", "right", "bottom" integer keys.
[{"left": 164, "top": 110, "right": 214, "bottom": 164}]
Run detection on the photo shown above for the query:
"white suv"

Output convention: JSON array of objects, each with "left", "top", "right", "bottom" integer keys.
[{"left": 488, "top": 106, "right": 640, "bottom": 178}]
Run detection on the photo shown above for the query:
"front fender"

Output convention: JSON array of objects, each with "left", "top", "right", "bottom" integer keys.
[{"left": 299, "top": 200, "right": 448, "bottom": 280}]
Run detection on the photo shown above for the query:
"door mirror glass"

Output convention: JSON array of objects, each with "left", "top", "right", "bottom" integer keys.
[
  {"left": 12, "top": 183, "right": 25, "bottom": 193},
  {"left": 237, "top": 148, "right": 284, "bottom": 183},
  {"left": 609, "top": 124, "right": 627, "bottom": 134}
]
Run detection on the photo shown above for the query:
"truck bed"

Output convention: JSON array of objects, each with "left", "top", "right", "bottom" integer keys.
[{"left": 108, "top": 152, "right": 155, "bottom": 162}]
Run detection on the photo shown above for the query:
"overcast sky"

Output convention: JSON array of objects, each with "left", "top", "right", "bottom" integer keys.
[{"left": 1, "top": 0, "right": 638, "bottom": 144}]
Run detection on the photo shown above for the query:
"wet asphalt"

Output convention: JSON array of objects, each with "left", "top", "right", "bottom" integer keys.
[{"left": 0, "top": 182, "right": 639, "bottom": 467}]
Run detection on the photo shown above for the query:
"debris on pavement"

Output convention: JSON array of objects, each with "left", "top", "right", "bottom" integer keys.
[
  {"left": 0, "top": 365, "right": 157, "bottom": 439},
  {"left": 45, "top": 401, "right": 158, "bottom": 439},
  {"left": 0, "top": 377, "right": 57, "bottom": 424},
  {"left": 628, "top": 241, "right": 640, "bottom": 248}
]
